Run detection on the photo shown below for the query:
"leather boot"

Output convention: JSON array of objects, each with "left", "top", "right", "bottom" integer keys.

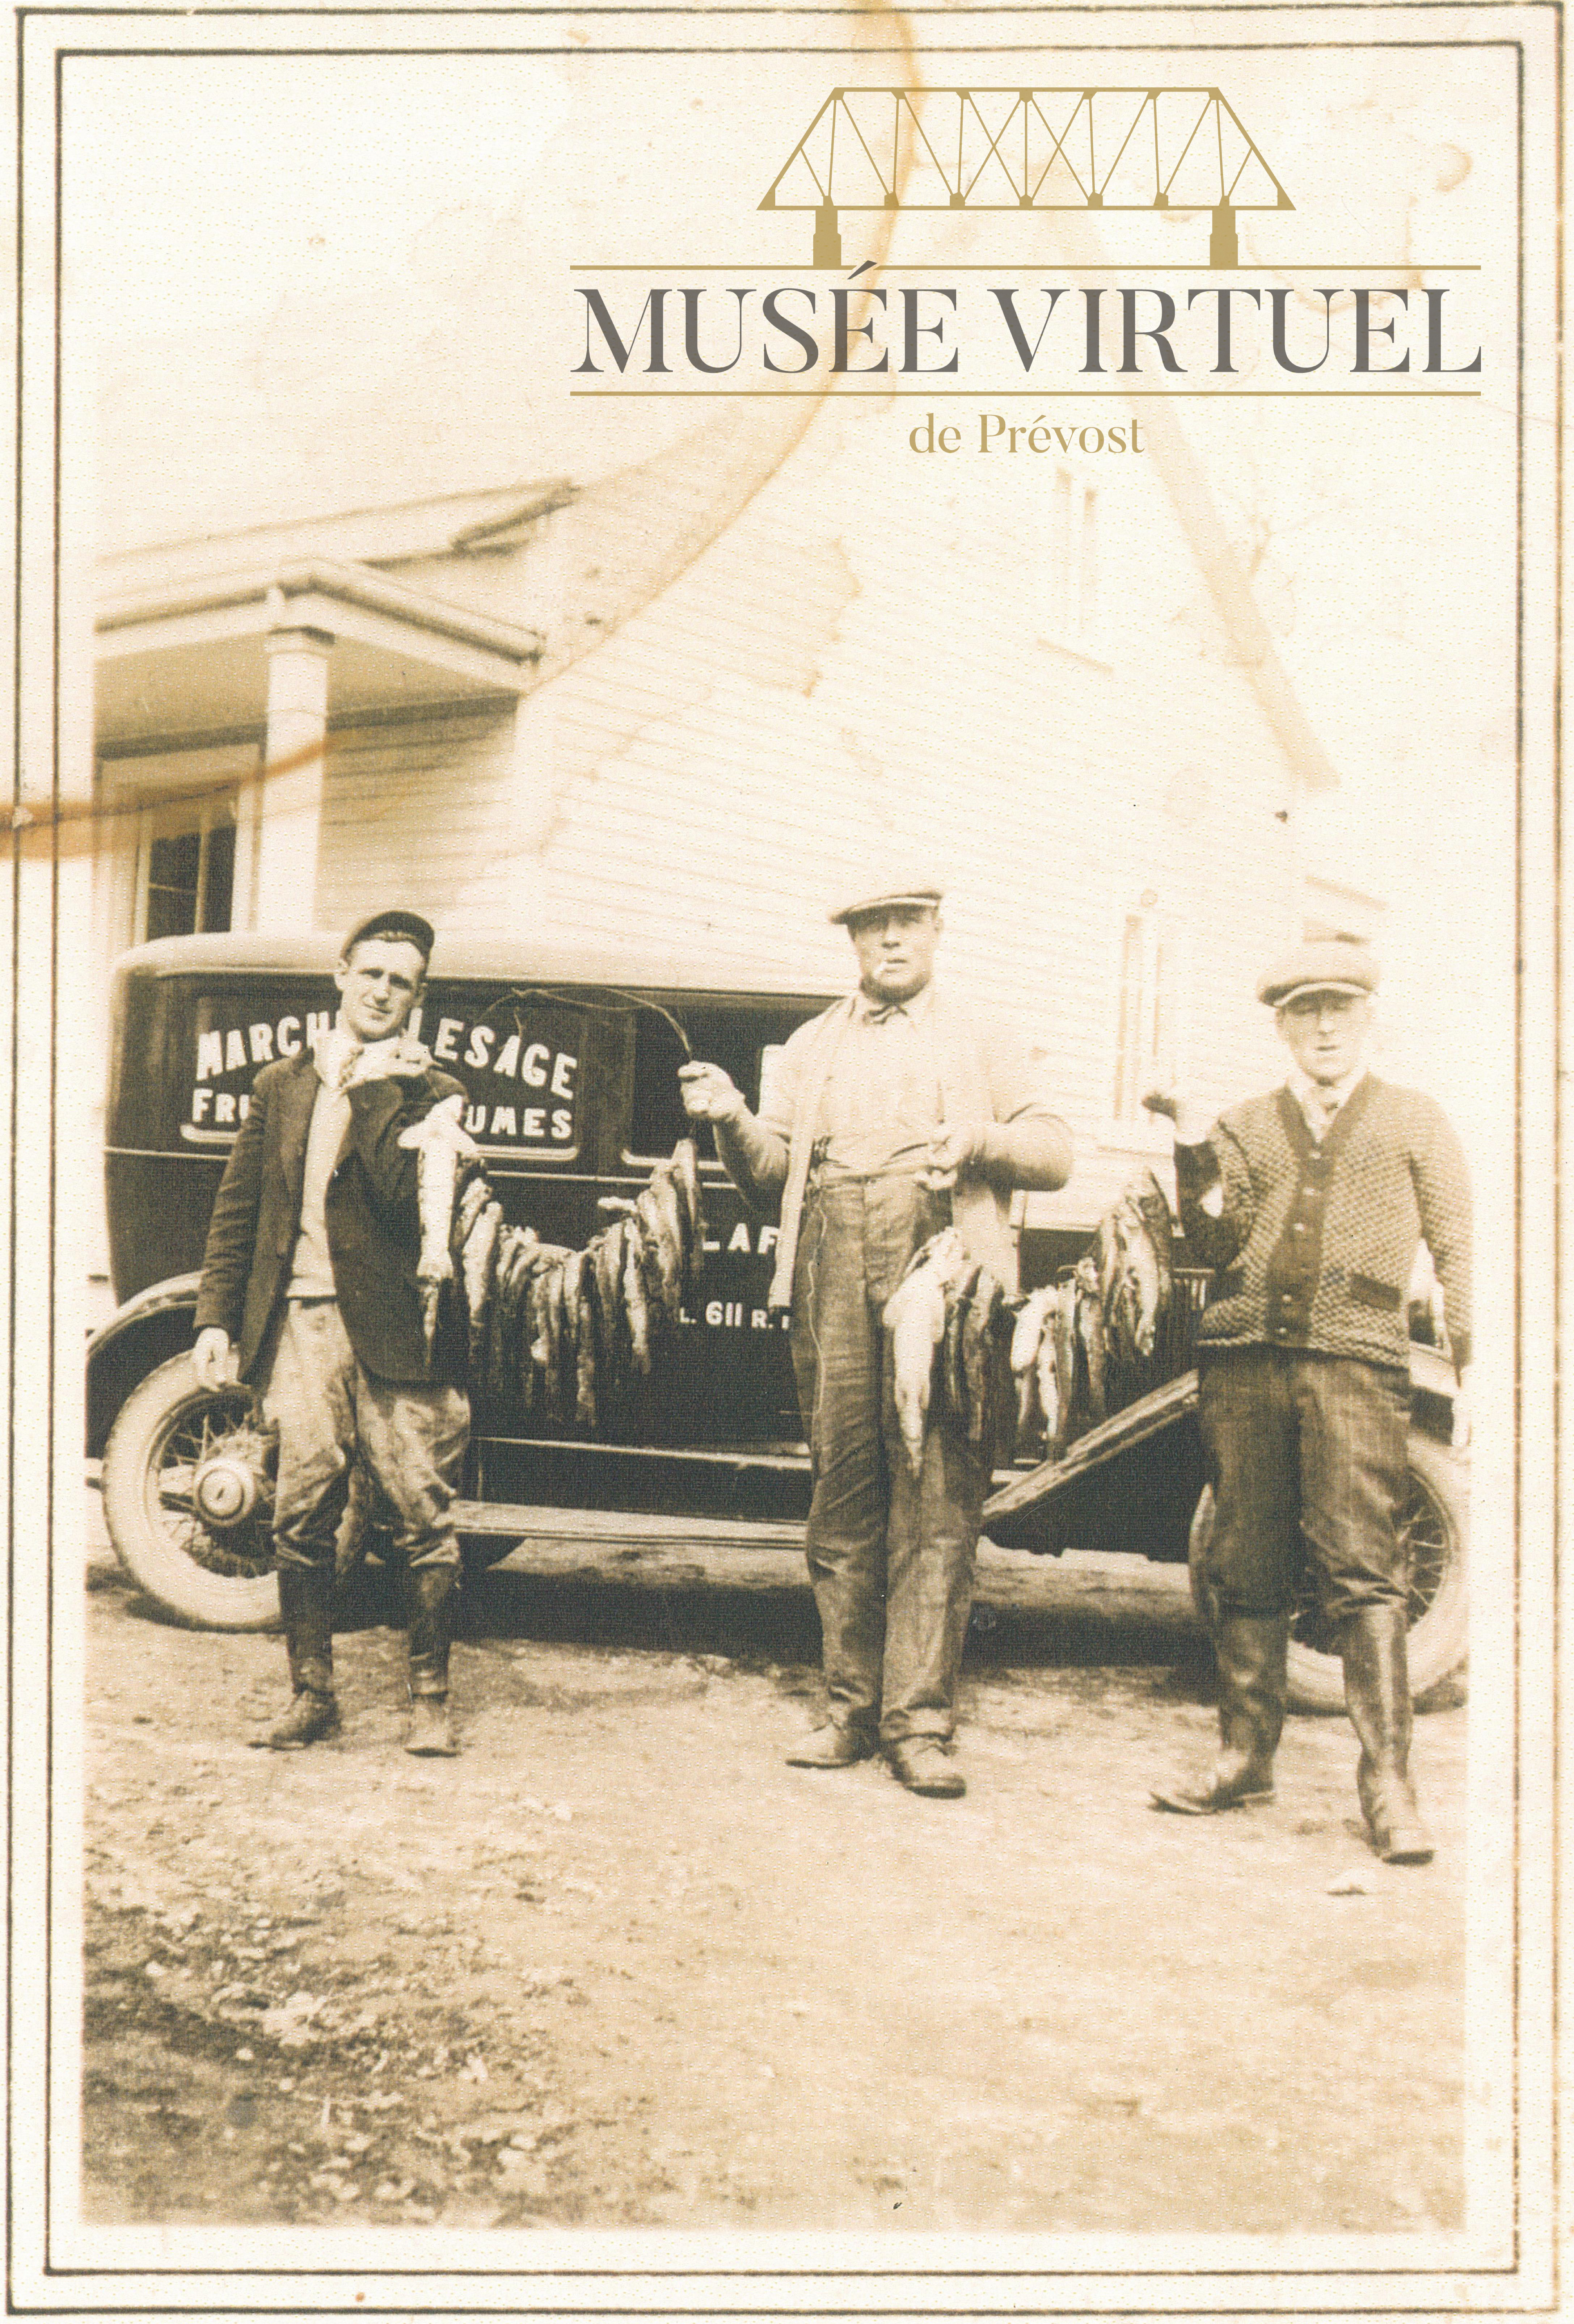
[
  {"left": 405, "top": 1563, "right": 459, "bottom": 1756},
  {"left": 1341, "top": 1603, "right": 1434, "bottom": 1863},
  {"left": 258, "top": 1565, "right": 339, "bottom": 1750},
  {"left": 1151, "top": 1613, "right": 1288, "bottom": 1813}
]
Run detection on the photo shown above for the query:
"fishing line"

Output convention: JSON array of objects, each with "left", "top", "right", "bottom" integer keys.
[{"left": 478, "top": 985, "right": 694, "bottom": 1060}]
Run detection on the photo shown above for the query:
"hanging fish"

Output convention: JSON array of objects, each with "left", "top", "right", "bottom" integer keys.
[
  {"left": 1122, "top": 1167, "right": 1175, "bottom": 1357},
  {"left": 636, "top": 1174, "right": 684, "bottom": 1330},
  {"left": 1074, "top": 1255, "right": 1107, "bottom": 1424},
  {"left": 671, "top": 1138, "right": 706, "bottom": 1284},
  {"left": 882, "top": 1228, "right": 970, "bottom": 1479},
  {"left": 623, "top": 1212, "right": 654, "bottom": 1377},
  {"left": 461, "top": 1200, "right": 503, "bottom": 1376},
  {"left": 592, "top": 1220, "right": 630, "bottom": 1400},
  {"left": 490, "top": 1228, "right": 536, "bottom": 1399},
  {"left": 1009, "top": 1285, "right": 1058, "bottom": 1449},
  {"left": 962, "top": 1269, "right": 1006, "bottom": 1453},
  {"left": 575, "top": 1247, "right": 602, "bottom": 1429},
  {"left": 526, "top": 1261, "right": 557, "bottom": 1410},
  {"left": 1036, "top": 1289, "right": 1063, "bottom": 1453},
  {"left": 1054, "top": 1272, "right": 1081, "bottom": 1445},
  {"left": 536, "top": 1258, "right": 565, "bottom": 1423},
  {"left": 945, "top": 1263, "right": 982, "bottom": 1430},
  {"left": 397, "top": 1094, "right": 481, "bottom": 1358},
  {"left": 451, "top": 1172, "right": 491, "bottom": 1260}
]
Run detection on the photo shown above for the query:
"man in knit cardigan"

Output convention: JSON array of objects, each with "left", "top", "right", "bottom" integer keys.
[
  {"left": 679, "top": 876, "right": 1073, "bottom": 1797},
  {"left": 1145, "top": 940, "right": 1471, "bottom": 1862}
]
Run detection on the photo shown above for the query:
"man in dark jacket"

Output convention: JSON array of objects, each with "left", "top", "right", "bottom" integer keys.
[
  {"left": 192, "top": 909, "right": 469, "bottom": 1755},
  {"left": 1144, "top": 940, "right": 1471, "bottom": 1862}
]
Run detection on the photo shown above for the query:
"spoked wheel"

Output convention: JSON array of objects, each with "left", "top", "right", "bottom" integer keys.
[
  {"left": 1187, "top": 1429, "right": 1469, "bottom": 1714},
  {"left": 102, "top": 1354, "right": 283, "bottom": 1629}
]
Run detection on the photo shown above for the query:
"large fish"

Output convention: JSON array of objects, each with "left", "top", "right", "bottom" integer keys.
[
  {"left": 1074, "top": 1256, "right": 1107, "bottom": 1424},
  {"left": 396, "top": 1094, "right": 480, "bottom": 1358},
  {"left": 882, "top": 1228, "right": 970, "bottom": 1478}
]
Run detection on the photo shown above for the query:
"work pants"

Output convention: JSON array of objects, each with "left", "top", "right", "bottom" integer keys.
[
  {"left": 1198, "top": 1346, "right": 1410, "bottom": 1633},
  {"left": 261, "top": 1299, "right": 467, "bottom": 1574},
  {"left": 788, "top": 1173, "right": 987, "bottom": 1744}
]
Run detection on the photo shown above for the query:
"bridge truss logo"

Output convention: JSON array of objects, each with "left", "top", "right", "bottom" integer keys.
[{"left": 760, "top": 87, "right": 1292, "bottom": 268}]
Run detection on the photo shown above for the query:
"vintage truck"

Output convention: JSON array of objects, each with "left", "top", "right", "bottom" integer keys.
[{"left": 89, "top": 932, "right": 1467, "bottom": 1714}]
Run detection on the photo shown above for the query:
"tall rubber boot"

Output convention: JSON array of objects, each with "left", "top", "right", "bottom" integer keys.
[
  {"left": 259, "top": 1565, "right": 339, "bottom": 1750},
  {"left": 405, "top": 1563, "right": 459, "bottom": 1756},
  {"left": 1341, "top": 1603, "right": 1434, "bottom": 1863},
  {"left": 1151, "top": 1613, "right": 1288, "bottom": 1813}
]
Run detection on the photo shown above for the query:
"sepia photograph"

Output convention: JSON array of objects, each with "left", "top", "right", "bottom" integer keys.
[{"left": 4, "top": 1, "right": 1558, "bottom": 2311}]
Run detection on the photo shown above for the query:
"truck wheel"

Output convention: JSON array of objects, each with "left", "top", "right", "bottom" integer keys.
[
  {"left": 1187, "top": 1430, "right": 1469, "bottom": 1715},
  {"left": 101, "top": 1355, "right": 283, "bottom": 1629}
]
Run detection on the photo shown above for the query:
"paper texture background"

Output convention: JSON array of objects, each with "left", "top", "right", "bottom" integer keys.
[{"left": 3, "top": 1, "right": 1560, "bottom": 2311}]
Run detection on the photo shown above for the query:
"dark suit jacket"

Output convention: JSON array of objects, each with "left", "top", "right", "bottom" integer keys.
[{"left": 194, "top": 1051, "right": 468, "bottom": 1386}]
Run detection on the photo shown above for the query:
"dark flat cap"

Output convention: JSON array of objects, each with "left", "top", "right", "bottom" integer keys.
[
  {"left": 342, "top": 908, "right": 435, "bottom": 961},
  {"left": 1258, "top": 939, "right": 1380, "bottom": 1007}
]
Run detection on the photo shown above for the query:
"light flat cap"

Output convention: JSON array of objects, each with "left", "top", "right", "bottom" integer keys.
[
  {"left": 828, "top": 874, "right": 944, "bottom": 927},
  {"left": 342, "top": 907, "right": 436, "bottom": 961},
  {"left": 1258, "top": 938, "right": 1380, "bottom": 1008}
]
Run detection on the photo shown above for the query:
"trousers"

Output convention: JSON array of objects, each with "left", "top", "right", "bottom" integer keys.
[
  {"left": 788, "top": 1173, "right": 987, "bottom": 1743},
  {"left": 1198, "top": 1346, "right": 1410, "bottom": 1631},
  {"left": 261, "top": 1300, "right": 468, "bottom": 1574}
]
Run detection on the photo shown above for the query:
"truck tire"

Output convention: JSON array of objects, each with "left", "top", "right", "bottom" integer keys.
[
  {"left": 1187, "top": 1429, "right": 1469, "bottom": 1715},
  {"left": 101, "top": 1355, "right": 284, "bottom": 1629}
]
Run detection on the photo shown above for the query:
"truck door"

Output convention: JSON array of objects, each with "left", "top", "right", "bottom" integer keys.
[{"left": 606, "top": 994, "right": 826, "bottom": 1449}]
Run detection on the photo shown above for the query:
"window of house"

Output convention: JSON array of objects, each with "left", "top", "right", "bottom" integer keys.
[
  {"left": 136, "top": 797, "right": 237, "bottom": 944},
  {"left": 1042, "top": 469, "right": 1100, "bottom": 649},
  {"left": 1104, "top": 894, "right": 1184, "bottom": 1145}
]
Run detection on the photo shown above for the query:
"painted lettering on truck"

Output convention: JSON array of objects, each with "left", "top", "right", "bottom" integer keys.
[{"left": 185, "top": 1002, "right": 581, "bottom": 1151}]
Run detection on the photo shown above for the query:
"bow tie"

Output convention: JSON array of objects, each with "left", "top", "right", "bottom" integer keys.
[{"left": 865, "top": 1002, "right": 909, "bottom": 1026}]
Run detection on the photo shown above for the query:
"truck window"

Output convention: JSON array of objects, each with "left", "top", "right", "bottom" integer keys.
[{"left": 624, "top": 1001, "right": 824, "bottom": 1169}]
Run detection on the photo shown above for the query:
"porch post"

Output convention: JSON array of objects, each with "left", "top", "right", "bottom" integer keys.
[{"left": 256, "top": 624, "right": 333, "bottom": 931}]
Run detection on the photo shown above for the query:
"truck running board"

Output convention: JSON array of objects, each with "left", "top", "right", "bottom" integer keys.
[{"left": 451, "top": 1500, "right": 808, "bottom": 1590}]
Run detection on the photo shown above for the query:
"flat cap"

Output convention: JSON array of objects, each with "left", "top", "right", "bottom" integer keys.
[
  {"left": 1258, "top": 938, "right": 1379, "bottom": 1008},
  {"left": 342, "top": 907, "right": 436, "bottom": 961},
  {"left": 828, "top": 872, "right": 944, "bottom": 927}
]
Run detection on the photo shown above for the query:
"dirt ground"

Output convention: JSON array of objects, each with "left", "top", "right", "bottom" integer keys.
[{"left": 80, "top": 1489, "right": 1466, "bottom": 2236}]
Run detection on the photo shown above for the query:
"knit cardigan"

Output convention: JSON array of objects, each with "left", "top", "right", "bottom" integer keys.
[{"left": 1174, "top": 1075, "right": 1472, "bottom": 1374}]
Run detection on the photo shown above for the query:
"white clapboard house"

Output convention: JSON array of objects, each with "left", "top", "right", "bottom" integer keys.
[{"left": 91, "top": 393, "right": 1383, "bottom": 1247}]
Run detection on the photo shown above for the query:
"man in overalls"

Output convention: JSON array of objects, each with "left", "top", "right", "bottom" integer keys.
[{"left": 680, "top": 875, "right": 1072, "bottom": 1796}]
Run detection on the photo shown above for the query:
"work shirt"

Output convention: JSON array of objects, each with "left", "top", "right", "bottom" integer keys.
[
  {"left": 1287, "top": 1063, "right": 1367, "bottom": 1144},
  {"left": 286, "top": 1031, "right": 359, "bottom": 1299},
  {"left": 809, "top": 986, "right": 945, "bottom": 1175}
]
